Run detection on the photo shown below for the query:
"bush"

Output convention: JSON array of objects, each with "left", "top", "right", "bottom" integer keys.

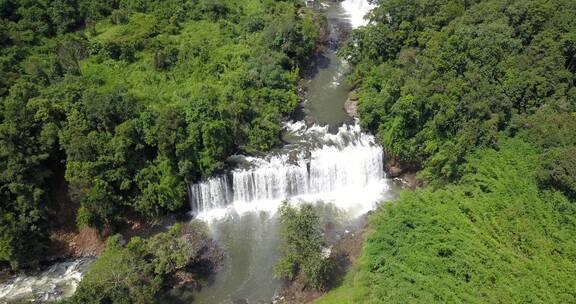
[
  {"left": 274, "top": 202, "right": 333, "bottom": 290},
  {"left": 539, "top": 147, "right": 576, "bottom": 200},
  {"left": 68, "top": 224, "right": 215, "bottom": 303},
  {"left": 110, "top": 9, "right": 129, "bottom": 25}
]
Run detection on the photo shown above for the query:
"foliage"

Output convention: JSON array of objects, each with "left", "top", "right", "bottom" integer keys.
[
  {"left": 274, "top": 202, "right": 333, "bottom": 290},
  {"left": 318, "top": 1, "right": 576, "bottom": 302},
  {"left": 342, "top": 0, "right": 576, "bottom": 183},
  {"left": 318, "top": 139, "right": 576, "bottom": 303},
  {"left": 66, "top": 224, "right": 205, "bottom": 304},
  {"left": 539, "top": 147, "right": 576, "bottom": 200},
  {"left": 0, "top": 0, "right": 320, "bottom": 269}
]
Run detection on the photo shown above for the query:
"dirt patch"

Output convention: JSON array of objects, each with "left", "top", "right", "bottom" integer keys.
[
  {"left": 47, "top": 228, "right": 104, "bottom": 259},
  {"left": 46, "top": 196, "right": 191, "bottom": 263},
  {"left": 44, "top": 167, "right": 105, "bottom": 261}
]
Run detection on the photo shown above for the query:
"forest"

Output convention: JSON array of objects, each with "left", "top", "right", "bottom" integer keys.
[
  {"left": 2, "top": 0, "right": 576, "bottom": 302},
  {"left": 0, "top": 0, "right": 320, "bottom": 270},
  {"left": 319, "top": 0, "right": 576, "bottom": 302}
]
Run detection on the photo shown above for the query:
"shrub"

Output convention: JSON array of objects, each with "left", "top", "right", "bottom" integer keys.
[
  {"left": 539, "top": 147, "right": 576, "bottom": 200},
  {"left": 274, "top": 202, "right": 333, "bottom": 290},
  {"left": 68, "top": 224, "right": 216, "bottom": 303}
]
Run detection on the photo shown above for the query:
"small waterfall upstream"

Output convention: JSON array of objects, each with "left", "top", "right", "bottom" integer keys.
[
  {"left": 189, "top": 122, "right": 387, "bottom": 219},
  {"left": 342, "top": 0, "right": 375, "bottom": 28}
]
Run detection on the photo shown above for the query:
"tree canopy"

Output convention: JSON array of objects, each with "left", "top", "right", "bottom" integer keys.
[
  {"left": 342, "top": 0, "right": 576, "bottom": 183},
  {"left": 319, "top": 0, "right": 576, "bottom": 302},
  {"left": 0, "top": 0, "right": 320, "bottom": 269}
]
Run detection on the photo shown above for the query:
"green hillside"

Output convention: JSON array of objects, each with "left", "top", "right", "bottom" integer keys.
[
  {"left": 319, "top": 0, "right": 576, "bottom": 302},
  {"left": 318, "top": 138, "right": 576, "bottom": 303},
  {"left": 0, "top": 0, "right": 319, "bottom": 269}
]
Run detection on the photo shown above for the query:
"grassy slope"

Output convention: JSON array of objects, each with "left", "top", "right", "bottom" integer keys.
[
  {"left": 318, "top": 139, "right": 576, "bottom": 303},
  {"left": 82, "top": 7, "right": 267, "bottom": 104}
]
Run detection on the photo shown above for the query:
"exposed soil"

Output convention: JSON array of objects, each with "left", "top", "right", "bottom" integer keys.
[
  {"left": 47, "top": 228, "right": 104, "bottom": 259},
  {"left": 40, "top": 172, "right": 196, "bottom": 277},
  {"left": 44, "top": 168, "right": 105, "bottom": 262}
]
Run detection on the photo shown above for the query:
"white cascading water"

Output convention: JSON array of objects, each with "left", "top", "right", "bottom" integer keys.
[
  {"left": 189, "top": 122, "right": 388, "bottom": 220},
  {"left": 0, "top": 258, "right": 93, "bottom": 303},
  {"left": 342, "top": 0, "right": 375, "bottom": 28}
]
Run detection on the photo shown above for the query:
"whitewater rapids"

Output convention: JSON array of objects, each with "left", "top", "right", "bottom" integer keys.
[{"left": 189, "top": 122, "right": 389, "bottom": 221}]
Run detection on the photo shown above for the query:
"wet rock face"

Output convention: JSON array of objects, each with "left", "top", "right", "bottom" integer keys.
[
  {"left": 387, "top": 164, "right": 404, "bottom": 178},
  {"left": 182, "top": 225, "right": 225, "bottom": 269}
]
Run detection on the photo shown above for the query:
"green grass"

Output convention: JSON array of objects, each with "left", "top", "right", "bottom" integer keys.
[
  {"left": 81, "top": 17, "right": 252, "bottom": 103},
  {"left": 94, "top": 13, "right": 158, "bottom": 43},
  {"left": 318, "top": 138, "right": 576, "bottom": 303}
]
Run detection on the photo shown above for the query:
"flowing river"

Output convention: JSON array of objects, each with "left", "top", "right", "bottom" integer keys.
[
  {"left": 0, "top": 1, "right": 393, "bottom": 303},
  {"left": 174, "top": 1, "right": 397, "bottom": 303}
]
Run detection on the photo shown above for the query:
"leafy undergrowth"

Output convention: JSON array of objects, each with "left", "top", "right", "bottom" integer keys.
[{"left": 318, "top": 139, "right": 576, "bottom": 303}]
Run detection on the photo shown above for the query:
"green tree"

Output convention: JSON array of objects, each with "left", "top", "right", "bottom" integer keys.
[
  {"left": 274, "top": 202, "right": 333, "bottom": 290},
  {"left": 68, "top": 224, "right": 215, "bottom": 303}
]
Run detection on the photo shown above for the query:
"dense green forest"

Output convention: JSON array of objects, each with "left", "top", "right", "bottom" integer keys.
[
  {"left": 319, "top": 0, "right": 576, "bottom": 302},
  {"left": 343, "top": 0, "right": 576, "bottom": 182},
  {"left": 2, "top": 0, "right": 576, "bottom": 302},
  {"left": 0, "top": 0, "right": 320, "bottom": 270}
]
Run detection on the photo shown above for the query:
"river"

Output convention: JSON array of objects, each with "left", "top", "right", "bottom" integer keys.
[
  {"left": 0, "top": 1, "right": 390, "bottom": 303},
  {"left": 177, "top": 1, "right": 393, "bottom": 303}
]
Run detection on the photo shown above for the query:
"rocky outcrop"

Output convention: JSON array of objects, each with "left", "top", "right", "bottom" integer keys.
[
  {"left": 344, "top": 91, "right": 359, "bottom": 118},
  {"left": 167, "top": 224, "right": 225, "bottom": 290},
  {"left": 386, "top": 159, "right": 404, "bottom": 178},
  {"left": 385, "top": 158, "right": 425, "bottom": 189}
]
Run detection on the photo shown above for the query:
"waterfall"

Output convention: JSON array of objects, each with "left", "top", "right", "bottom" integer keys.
[
  {"left": 189, "top": 175, "right": 232, "bottom": 212},
  {"left": 189, "top": 123, "right": 387, "bottom": 219},
  {"left": 341, "top": 0, "right": 375, "bottom": 28}
]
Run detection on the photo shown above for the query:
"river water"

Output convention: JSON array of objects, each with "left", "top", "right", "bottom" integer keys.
[
  {"left": 180, "top": 1, "right": 391, "bottom": 303},
  {"left": 0, "top": 258, "right": 93, "bottom": 303},
  {"left": 0, "top": 1, "right": 385, "bottom": 303}
]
